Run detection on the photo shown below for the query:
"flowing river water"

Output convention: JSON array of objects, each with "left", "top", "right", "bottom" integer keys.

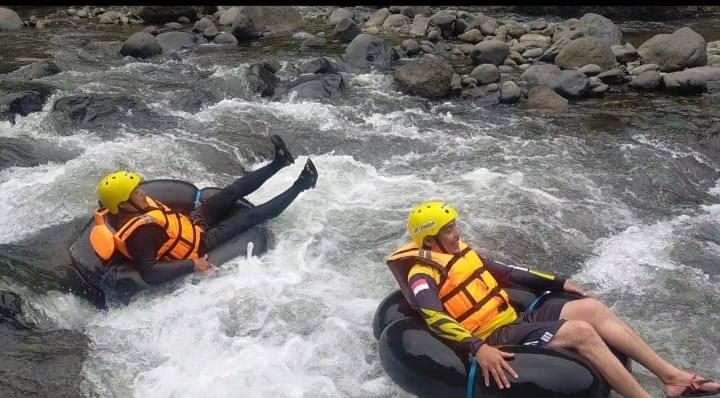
[{"left": 1, "top": 7, "right": 719, "bottom": 398}]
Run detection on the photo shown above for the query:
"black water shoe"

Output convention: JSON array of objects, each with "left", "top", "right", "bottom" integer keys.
[
  {"left": 296, "top": 158, "right": 318, "bottom": 190},
  {"left": 271, "top": 135, "right": 294, "bottom": 166}
]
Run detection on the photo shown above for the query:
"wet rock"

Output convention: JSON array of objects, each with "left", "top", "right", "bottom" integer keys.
[
  {"left": 428, "top": 10, "right": 457, "bottom": 31},
  {"left": 578, "top": 64, "right": 602, "bottom": 76},
  {"left": 662, "top": 66, "right": 720, "bottom": 94},
  {"left": 203, "top": 25, "right": 218, "bottom": 40},
  {"left": 5, "top": 60, "right": 61, "bottom": 80},
  {"left": 530, "top": 18, "right": 548, "bottom": 31},
  {"left": 230, "top": 6, "right": 305, "bottom": 40},
  {"left": 52, "top": 95, "right": 154, "bottom": 127},
  {"left": 0, "top": 91, "right": 46, "bottom": 123},
  {"left": 427, "top": 28, "right": 441, "bottom": 41},
  {"left": 177, "top": 16, "right": 190, "bottom": 24},
  {"left": 344, "top": 34, "right": 398, "bottom": 71},
  {"left": 459, "top": 29, "right": 483, "bottom": 44},
  {"left": 461, "top": 76, "right": 477, "bottom": 86},
  {"left": 278, "top": 73, "right": 344, "bottom": 100},
  {"left": 596, "top": 68, "right": 626, "bottom": 84},
  {"left": 300, "top": 37, "right": 326, "bottom": 51},
  {"left": 246, "top": 63, "right": 280, "bottom": 97},
  {"left": 333, "top": 17, "right": 360, "bottom": 43},
  {"left": 0, "top": 7, "right": 23, "bottom": 30},
  {"left": 540, "top": 32, "right": 581, "bottom": 62},
  {"left": 143, "top": 26, "right": 159, "bottom": 35},
  {"left": 419, "top": 41, "right": 436, "bottom": 54},
  {"left": 164, "top": 22, "right": 182, "bottom": 30},
  {"left": 451, "top": 73, "right": 462, "bottom": 91},
  {"left": 383, "top": 14, "right": 410, "bottom": 29},
  {"left": 409, "top": 16, "right": 429, "bottom": 37},
  {"left": 155, "top": 31, "right": 198, "bottom": 53},
  {"left": 299, "top": 57, "right": 339, "bottom": 74},
  {"left": 470, "top": 64, "right": 500, "bottom": 85},
  {"left": 292, "top": 31, "right": 314, "bottom": 40},
  {"left": 629, "top": 71, "right": 662, "bottom": 90},
  {"left": 213, "top": 33, "right": 237, "bottom": 45},
  {"left": 630, "top": 63, "right": 659, "bottom": 75},
  {"left": 553, "top": 70, "right": 590, "bottom": 97},
  {"left": 0, "top": 137, "right": 79, "bottom": 170},
  {"left": 219, "top": 7, "right": 240, "bottom": 26},
  {"left": 480, "top": 19, "right": 498, "bottom": 36},
  {"left": 522, "top": 48, "right": 543, "bottom": 59},
  {"left": 612, "top": 42, "right": 638, "bottom": 64},
  {"left": 590, "top": 83, "right": 609, "bottom": 96},
  {"left": 508, "top": 24, "right": 528, "bottom": 39},
  {"left": 521, "top": 63, "right": 562, "bottom": 87},
  {"left": 579, "top": 13, "right": 622, "bottom": 46},
  {"left": 328, "top": 8, "right": 354, "bottom": 26},
  {"left": 394, "top": 55, "right": 455, "bottom": 99},
  {"left": 193, "top": 17, "right": 214, "bottom": 33},
  {"left": 527, "top": 86, "right": 568, "bottom": 112},
  {"left": 500, "top": 80, "right": 522, "bottom": 103},
  {"left": 132, "top": 6, "right": 202, "bottom": 24},
  {"left": 638, "top": 27, "right": 706, "bottom": 72},
  {"left": 366, "top": 8, "right": 390, "bottom": 27},
  {"left": 401, "top": 39, "right": 421, "bottom": 57},
  {"left": 556, "top": 37, "right": 616, "bottom": 71},
  {"left": 470, "top": 40, "right": 509, "bottom": 66}
]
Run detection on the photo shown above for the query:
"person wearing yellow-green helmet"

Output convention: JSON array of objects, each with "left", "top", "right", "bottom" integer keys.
[
  {"left": 387, "top": 201, "right": 719, "bottom": 397},
  {"left": 90, "top": 135, "right": 318, "bottom": 286}
]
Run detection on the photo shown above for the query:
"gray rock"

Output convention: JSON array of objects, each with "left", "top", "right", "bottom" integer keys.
[
  {"left": 611, "top": 43, "right": 638, "bottom": 64},
  {"left": 193, "top": 17, "right": 214, "bottom": 33},
  {"left": 394, "top": 55, "right": 455, "bottom": 99},
  {"left": 164, "top": 22, "right": 182, "bottom": 30},
  {"left": 500, "top": 80, "right": 522, "bottom": 103},
  {"left": 579, "top": 13, "right": 622, "bottom": 46},
  {"left": 499, "top": 65, "right": 515, "bottom": 73},
  {"left": 630, "top": 63, "right": 659, "bottom": 75},
  {"left": 662, "top": 66, "right": 720, "bottom": 94},
  {"left": 383, "top": 14, "right": 410, "bottom": 29},
  {"left": 178, "top": 16, "right": 190, "bottom": 24},
  {"left": 540, "top": 32, "right": 582, "bottom": 62},
  {"left": 590, "top": 83, "right": 609, "bottom": 96},
  {"left": 459, "top": 29, "right": 483, "bottom": 44},
  {"left": 333, "top": 17, "right": 361, "bottom": 43},
  {"left": 429, "top": 10, "right": 457, "bottom": 30},
  {"left": 401, "top": 39, "right": 421, "bottom": 57},
  {"left": 480, "top": 19, "right": 498, "bottom": 36},
  {"left": 596, "top": 68, "right": 626, "bottom": 84},
  {"left": 99, "top": 16, "right": 112, "bottom": 24},
  {"left": 0, "top": 137, "right": 78, "bottom": 170},
  {"left": 134, "top": 6, "right": 202, "bottom": 24},
  {"left": 461, "top": 76, "right": 477, "bottom": 86},
  {"left": 556, "top": 37, "right": 616, "bottom": 71},
  {"left": 52, "top": 95, "right": 153, "bottom": 127},
  {"left": 246, "top": 63, "right": 279, "bottom": 97},
  {"left": 219, "top": 7, "right": 240, "bottom": 26},
  {"left": 508, "top": 24, "right": 528, "bottom": 39},
  {"left": 629, "top": 71, "right": 662, "bottom": 90},
  {"left": 527, "top": 86, "right": 568, "bottom": 112},
  {"left": 366, "top": 8, "right": 390, "bottom": 27},
  {"left": 470, "top": 40, "right": 509, "bottom": 66},
  {"left": 299, "top": 57, "right": 339, "bottom": 74},
  {"left": 553, "top": 70, "right": 590, "bottom": 97},
  {"left": 427, "top": 28, "right": 441, "bottom": 41},
  {"left": 470, "top": 64, "right": 500, "bottom": 85},
  {"left": 301, "top": 37, "right": 326, "bottom": 49},
  {"left": 578, "top": 64, "right": 602, "bottom": 76},
  {"left": 278, "top": 73, "right": 344, "bottom": 100},
  {"left": 0, "top": 7, "right": 24, "bottom": 30},
  {"left": 213, "top": 33, "right": 238, "bottom": 45},
  {"left": 451, "top": 73, "right": 462, "bottom": 91},
  {"left": 230, "top": 6, "right": 306, "bottom": 41},
  {"left": 120, "top": 32, "right": 163, "bottom": 58},
  {"left": 0, "top": 91, "right": 46, "bottom": 123},
  {"left": 143, "top": 25, "right": 159, "bottom": 35},
  {"left": 155, "top": 31, "right": 198, "bottom": 53},
  {"left": 638, "top": 27, "right": 706, "bottom": 72},
  {"left": 409, "top": 16, "right": 429, "bottom": 37},
  {"left": 521, "top": 63, "right": 562, "bottom": 87},
  {"left": 328, "top": 8, "right": 354, "bottom": 26},
  {"left": 522, "top": 48, "right": 543, "bottom": 58},
  {"left": 203, "top": 25, "right": 218, "bottom": 40},
  {"left": 292, "top": 31, "right": 314, "bottom": 40},
  {"left": 530, "top": 18, "right": 548, "bottom": 31},
  {"left": 344, "top": 34, "right": 398, "bottom": 71},
  {"left": 5, "top": 60, "right": 61, "bottom": 80}
]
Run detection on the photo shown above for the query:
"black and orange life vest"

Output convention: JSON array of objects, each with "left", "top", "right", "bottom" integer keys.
[
  {"left": 89, "top": 197, "right": 202, "bottom": 262},
  {"left": 387, "top": 241, "right": 517, "bottom": 335}
]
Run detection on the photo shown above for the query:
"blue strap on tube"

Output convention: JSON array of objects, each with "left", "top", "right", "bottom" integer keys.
[
  {"left": 528, "top": 290, "right": 552, "bottom": 311},
  {"left": 193, "top": 189, "right": 202, "bottom": 209},
  {"left": 467, "top": 356, "right": 479, "bottom": 398}
]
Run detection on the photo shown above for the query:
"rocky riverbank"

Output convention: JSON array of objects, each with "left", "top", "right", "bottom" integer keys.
[{"left": 2, "top": 5, "right": 720, "bottom": 142}]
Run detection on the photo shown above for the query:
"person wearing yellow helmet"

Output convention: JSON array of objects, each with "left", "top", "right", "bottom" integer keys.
[
  {"left": 91, "top": 135, "right": 318, "bottom": 285},
  {"left": 387, "top": 201, "right": 720, "bottom": 398}
]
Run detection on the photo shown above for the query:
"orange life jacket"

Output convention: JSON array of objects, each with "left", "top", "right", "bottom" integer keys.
[
  {"left": 386, "top": 241, "right": 517, "bottom": 334},
  {"left": 89, "top": 196, "right": 202, "bottom": 262}
]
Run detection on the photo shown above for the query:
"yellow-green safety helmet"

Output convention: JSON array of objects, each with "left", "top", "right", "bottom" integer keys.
[
  {"left": 97, "top": 170, "right": 142, "bottom": 214},
  {"left": 407, "top": 201, "right": 458, "bottom": 245}
]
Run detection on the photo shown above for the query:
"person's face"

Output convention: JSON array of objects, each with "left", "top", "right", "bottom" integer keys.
[
  {"left": 118, "top": 187, "right": 147, "bottom": 212},
  {"left": 432, "top": 219, "right": 461, "bottom": 254}
]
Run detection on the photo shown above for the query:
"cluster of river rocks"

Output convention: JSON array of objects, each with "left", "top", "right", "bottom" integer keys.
[{"left": 2, "top": 5, "right": 720, "bottom": 123}]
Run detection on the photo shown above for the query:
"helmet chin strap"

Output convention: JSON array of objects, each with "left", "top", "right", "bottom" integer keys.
[
  {"left": 121, "top": 199, "right": 144, "bottom": 214},
  {"left": 431, "top": 236, "right": 450, "bottom": 254}
]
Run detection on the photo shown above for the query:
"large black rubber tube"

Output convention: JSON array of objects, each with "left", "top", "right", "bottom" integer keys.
[{"left": 68, "top": 179, "right": 269, "bottom": 306}]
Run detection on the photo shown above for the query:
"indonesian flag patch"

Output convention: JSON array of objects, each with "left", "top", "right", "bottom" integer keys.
[{"left": 411, "top": 279, "right": 430, "bottom": 296}]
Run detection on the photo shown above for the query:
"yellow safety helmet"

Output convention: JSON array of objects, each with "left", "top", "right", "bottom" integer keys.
[
  {"left": 407, "top": 201, "right": 458, "bottom": 245},
  {"left": 97, "top": 170, "right": 142, "bottom": 214}
]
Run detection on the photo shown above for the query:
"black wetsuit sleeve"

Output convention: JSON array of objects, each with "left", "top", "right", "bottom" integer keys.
[
  {"left": 482, "top": 256, "right": 566, "bottom": 292},
  {"left": 124, "top": 224, "right": 195, "bottom": 285},
  {"left": 409, "top": 273, "right": 484, "bottom": 355}
]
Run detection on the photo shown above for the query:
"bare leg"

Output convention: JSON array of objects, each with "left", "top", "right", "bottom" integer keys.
[
  {"left": 561, "top": 298, "right": 720, "bottom": 396},
  {"left": 548, "top": 320, "right": 651, "bottom": 398}
]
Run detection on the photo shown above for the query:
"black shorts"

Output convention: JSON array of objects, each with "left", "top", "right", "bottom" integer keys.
[{"left": 485, "top": 301, "right": 566, "bottom": 347}]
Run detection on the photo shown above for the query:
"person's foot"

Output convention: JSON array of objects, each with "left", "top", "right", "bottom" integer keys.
[
  {"left": 665, "top": 373, "right": 720, "bottom": 397},
  {"left": 271, "top": 135, "right": 294, "bottom": 166},
  {"left": 295, "top": 158, "right": 317, "bottom": 191}
]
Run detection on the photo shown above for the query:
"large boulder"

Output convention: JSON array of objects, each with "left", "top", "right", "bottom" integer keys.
[
  {"left": 662, "top": 66, "right": 720, "bottom": 94},
  {"left": 578, "top": 13, "right": 622, "bottom": 46},
  {"left": 527, "top": 86, "right": 568, "bottom": 113},
  {"left": 246, "top": 63, "right": 280, "bottom": 97},
  {"left": 344, "top": 34, "right": 398, "bottom": 71},
  {"left": 193, "top": 17, "right": 214, "bottom": 33},
  {"left": 555, "top": 37, "right": 616, "bottom": 71},
  {"left": 0, "top": 137, "right": 79, "bottom": 170},
  {"left": 612, "top": 43, "right": 639, "bottom": 63},
  {"left": 276, "top": 73, "right": 344, "bottom": 100},
  {"left": 333, "top": 17, "right": 361, "bottom": 43},
  {"left": 409, "top": 16, "right": 429, "bottom": 37},
  {"left": 366, "top": 8, "right": 390, "bottom": 27},
  {"left": 0, "top": 91, "right": 46, "bottom": 123},
  {"left": 521, "top": 64, "right": 562, "bottom": 87},
  {"left": 0, "top": 7, "right": 23, "bottom": 30},
  {"left": 4, "top": 60, "right": 61, "bottom": 80},
  {"left": 470, "top": 64, "right": 500, "bottom": 85},
  {"left": 637, "top": 27, "right": 707, "bottom": 72},
  {"left": 219, "top": 7, "right": 240, "bottom": 26},
  {"left": 132, "top": 6, "right": 205, "bottom": 24},
  {"left": 553, "top": 70, "right": 590, "bottom": 97},
  {"left": 155, "top": 31, "right": 198, "bottom": 53},
  {"left": 229, "top": 6, "right": 305, "bottom": 40},
  {"left": 470, "top": 40, "right": 509, "bottom": 66},
  {"left": 52, "top": 95, "right": 154, "bottom": 128},
  {"left": 298, "top": 57, "right": 340, "bottom": 74},
  {"left": 328, "top": 8, "right": 354, "bottom": 26},
  {"left": 394, "top": 56, "right": 456, "bottom": 99},
  {"left": 120, "top": 32, "right": 162, "bottom": 58}
]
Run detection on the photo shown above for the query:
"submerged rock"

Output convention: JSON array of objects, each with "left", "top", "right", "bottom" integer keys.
[
  {"left": 155, "top": 31, "right": 198, "bottom": 53},
  {"left": 52, "top": 94, "right": 155, "bottom": 128},
  {"left": 276, "top": 73, "right": 344, "bottom": 100},
  {"left": 0, "top": 136, "right": 79, "bottom": 170},
  {"left": 5, "top": 61, "right": 61, "bottom": 80},
  {"left": 344, "top": 34, "right": 398, "bottom": 71},
  {"left": 0, "top": 91, "right": 46, "bottom": 123},
  {"left": 120, "top": 32, "right": 162, "bottom": 58}
]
